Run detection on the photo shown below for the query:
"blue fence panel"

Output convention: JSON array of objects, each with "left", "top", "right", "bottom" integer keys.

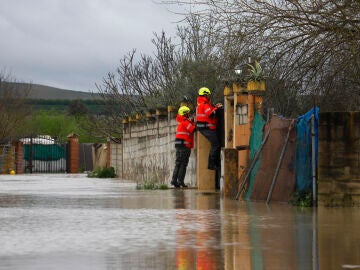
[{"left": 295, "top": 107, "right": 319, "bottom": 192}]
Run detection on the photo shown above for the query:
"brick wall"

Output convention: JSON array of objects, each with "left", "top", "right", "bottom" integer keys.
[{"left": 318, "top": 112, "right": 360, "bottom": 206}]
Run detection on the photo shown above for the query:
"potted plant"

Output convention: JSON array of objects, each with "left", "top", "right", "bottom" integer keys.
[
  {"left": 145, "top": 109, "right": 155, "bottom": 118},
  {"left": 167, "top": 105, "right": 177, "bottom": 113},
  {"left": 155, "top": 105, "right": 168, "bottom": 116},
  {"left": 223, "top": 85, "right": 233, "bottom": 96},
  {"left": 135, "top": 112, "right": 143, "bottom": 120},
  {"left": 128, "top": 112, "right": 137, "bottom": 122},
  {"left": 122, "top": 116, "right": 129, "bottom": 124},
  {"left": 246, "top": 60, "right": 266, "bottom": 91},
  {"left": 232, "top": 83, "right": 247, "bottom": 93}
]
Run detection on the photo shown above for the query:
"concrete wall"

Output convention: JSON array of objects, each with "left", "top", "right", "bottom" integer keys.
[
  {"left": 318, "top": 112, "right": 360, "bottom": 206},
  {"left": 110, "top": 115, "right": 197, "bottom": 186}
]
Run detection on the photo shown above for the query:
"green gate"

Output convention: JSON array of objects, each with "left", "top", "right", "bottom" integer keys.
[{"left": 22, "top": 135, "right": 68, "bottom": 173}]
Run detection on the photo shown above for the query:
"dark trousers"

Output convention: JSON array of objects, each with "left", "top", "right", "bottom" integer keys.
[
  {"left": 171, "top": 147, "right": 191, "bottom": 185},
  {"left": 199, "top": 129, "right": 221, "bottom": 170}
]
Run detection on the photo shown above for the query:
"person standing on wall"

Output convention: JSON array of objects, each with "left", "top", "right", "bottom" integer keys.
[
  {"left": 171, "top": 106, "right": 196, "bottom": 188},
  {"left": 195, "top": 87, "right": 223, "bottom": 173}
]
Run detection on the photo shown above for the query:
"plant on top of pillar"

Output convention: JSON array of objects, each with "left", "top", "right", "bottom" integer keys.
[{"left": 246, "top": 60, "right": 266, "bottom": 91}]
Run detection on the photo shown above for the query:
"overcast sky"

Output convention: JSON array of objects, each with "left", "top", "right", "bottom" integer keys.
[{"left": 0, "top": 0, "right": 186, "bottom": 92}]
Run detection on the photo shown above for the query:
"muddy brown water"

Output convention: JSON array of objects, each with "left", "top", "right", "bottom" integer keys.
[{"left": 0, "top": 174, "right": 359, "bottom": 270}]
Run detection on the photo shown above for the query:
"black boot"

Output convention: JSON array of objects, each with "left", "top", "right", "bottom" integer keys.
[
  {"left": 177, "top": 163, "right": 188, "bottom": 188},
  {"left": 171, "top": 180, "right": 180, "bottom": 188},
  {"left": 171, "top": 163, "right": 181, "bottom": 188}
]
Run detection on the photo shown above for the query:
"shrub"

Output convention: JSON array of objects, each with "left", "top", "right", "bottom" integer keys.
[
  {"left": 87, "top": 167, "right": 116, "bottom": 178},
  {"left": 290, "top": 191, "right": 313, "bottom": 207}
]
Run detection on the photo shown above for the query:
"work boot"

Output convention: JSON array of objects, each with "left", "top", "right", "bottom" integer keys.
[{"left": 171, "top": 180, "right": 180, "bottom": 188}]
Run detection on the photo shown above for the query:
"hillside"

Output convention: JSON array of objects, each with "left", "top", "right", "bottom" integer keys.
[
  {"left": 28, "top": 83, "right": 98, "bottom": 99},
  {"left": 1, "top": 82, "right": 99, "bottom": 100},
  {"left": 1, "top": 82, "right": 132, "bottom": 115}
]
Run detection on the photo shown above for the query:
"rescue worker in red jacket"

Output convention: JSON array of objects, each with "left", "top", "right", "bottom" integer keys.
[
  {"left": 171, "top": 106, "right": 196, "bottom": 188},
  {"left": 196, "top": 87, "right": 223, "bottom": 171}
]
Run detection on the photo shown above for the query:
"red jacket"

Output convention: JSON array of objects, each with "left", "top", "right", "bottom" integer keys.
[
  {"left": 196, "top": 96, "right": 218, "bottom": 130},
  {"left": 175, "top": 114, "right": 196, "bottom": 148}
]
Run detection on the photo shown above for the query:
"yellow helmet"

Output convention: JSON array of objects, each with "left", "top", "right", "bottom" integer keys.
[
  {"left": 178, "top": 106, "right": 191, "bottom": 116},
  {"left": 198, "top": 87, "right": 211, "bottom": 96}
]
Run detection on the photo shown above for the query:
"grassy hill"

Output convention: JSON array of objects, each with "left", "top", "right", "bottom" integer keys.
[
  {"left": 1, "top": 82, "right": 133, "bottom": 115},
  {"left": 28, "top": 83, "right": 97, "bottom": 99},
  {"left": 1, "top": 82, "right": 99, "bottom": 100},
  {"left": 0, "top": 82, "right": 107, "bottom": 114}
]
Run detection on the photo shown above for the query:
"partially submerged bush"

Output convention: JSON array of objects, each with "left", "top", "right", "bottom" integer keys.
[
  {"left": 290, "top": 191, "right": 313, "bottom": 207},
  {"left": 87, "top": 167, "right": 116, "bottom": 178}
]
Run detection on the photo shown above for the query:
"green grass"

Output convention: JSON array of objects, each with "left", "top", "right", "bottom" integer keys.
[{"left": 136, "top": 179, "right": 168, "bottom": 190}]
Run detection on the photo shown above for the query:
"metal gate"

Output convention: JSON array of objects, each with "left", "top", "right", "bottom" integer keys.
[{"left": 22, "top": 135, "right": 68, "bottom": 173}]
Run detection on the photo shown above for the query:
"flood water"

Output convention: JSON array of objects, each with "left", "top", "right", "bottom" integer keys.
[{"left": 0, "top": 174, "right": 359, "bottom": 270}]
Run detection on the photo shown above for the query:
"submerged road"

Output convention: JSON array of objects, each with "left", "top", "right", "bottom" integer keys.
[{"left": 0, "top": 174, "right": 359, "bottom": 270}]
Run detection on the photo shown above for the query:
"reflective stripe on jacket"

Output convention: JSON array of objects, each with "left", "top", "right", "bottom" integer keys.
[
  {"left": 196, "top": 96, "right": 218, "bottom": 130},
  {"left": 175, "top": 114, "right": 196, "bottom": 148}
]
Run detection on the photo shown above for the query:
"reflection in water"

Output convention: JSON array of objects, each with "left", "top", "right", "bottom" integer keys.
[
  {"left": 175, "top": 190, "right": 195, "bottom": 269},
  {"left": 318, "top": 208, "right": 360, "bottom": 270},
  {"left": 221, "top": 200, "right": 330, "bottom": 270},
  {"left": 174, "top": 191, "right": 222, "bottom": 270},
  {"left": 312, "top": 210, "right": 319, "bottom": 270},
  {"left": 0, "top": 175, "right": 359, "bottom": 270},
  {"left": 222, "top": 199, "right": 251, "bottom": 270},
  {"left": 195, "top": 194, "right": 222, "bottom": 270}
]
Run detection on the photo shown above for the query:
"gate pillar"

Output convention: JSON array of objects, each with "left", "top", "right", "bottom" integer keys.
[
  {"left": 67, "top": 133, "right": 79, "bottom": 173},
  {"left": 12, "top": 140, "right": 24, "bottom": 174}
]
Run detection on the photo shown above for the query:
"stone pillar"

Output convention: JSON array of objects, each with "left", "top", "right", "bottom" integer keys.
[
  {"left": 1, "top": 144, "right": 15, "bottom": 174},
  {"left": 106, "top": 138, "right": 111, "bottom": 168},
  {"left": 67, "top": 133, "right": 79, "bottom": 173},
  {"left": 12, "top": 141, "right": 24, "bottom": 174},
  {"left": 223, "top": 148, "right": 239, "bottom": 198},
  {"left": 197, "top": 131, "right": 216, "bottom": 191},
  {"left": 222, "top": 80, "right": 266, "bottom": 199}
]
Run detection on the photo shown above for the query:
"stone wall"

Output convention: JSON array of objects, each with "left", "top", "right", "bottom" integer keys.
[
  {"left": 110, "top": 110, "right": 360, "bottom": 198},
  {"left": 318, "top": 112, "right": 360, "bottom": 206},
  {"left": 110, "top": 115, "right": 197, "bottom": 186},
  {"left": 109, "top": 143, "right": 122, "bottom": 178}
]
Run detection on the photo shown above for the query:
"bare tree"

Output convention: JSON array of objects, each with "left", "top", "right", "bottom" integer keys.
[
  {"left": 165, "top": 0, "right": 360, "bottom": 112},
  {"left": 92, "top": 18, "right": 230, "bottom": 140},
  {"left": 90, "top": 32, "right": 180, "bottom": 141},
  {"left": 96, "top": 31, "right": 180, "bottom": 113},
  {"left": 0, "top": 71, "right": 32, "bottom": 141}
]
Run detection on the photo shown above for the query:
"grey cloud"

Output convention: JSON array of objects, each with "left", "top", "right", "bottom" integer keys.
[{"left": 0, "top": 0, "right": 183, "bottom": 92}]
